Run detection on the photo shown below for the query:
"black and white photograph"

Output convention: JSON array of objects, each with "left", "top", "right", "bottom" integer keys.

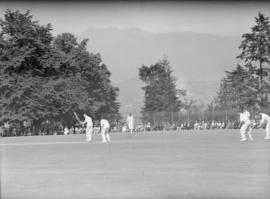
[{"left": 0, "top": 0, "right": 270, "bottom": 199}]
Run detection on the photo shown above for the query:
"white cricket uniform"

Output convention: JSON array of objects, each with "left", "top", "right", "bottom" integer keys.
[
  {"left": 239, "top": 111, "right": 253, "bottom": 141},
  {"left": 83, "top": 115, "right": 93, "bottom": 142},
  {"left": 260, "top": 113, "right": 270, "bottom": 140},
  {"left": 64, "top": 127, "right": 69, "bottom": 135},
  {"left": 127, "top": 115, "right": 134, "bottom": 134},
  {"left": 100, "top": 119, "right": 110, "bottom": 143}
]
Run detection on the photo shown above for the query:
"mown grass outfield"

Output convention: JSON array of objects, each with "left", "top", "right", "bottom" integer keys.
[{"left": 1, "top": 129, "right": 270, "bottom": 199}]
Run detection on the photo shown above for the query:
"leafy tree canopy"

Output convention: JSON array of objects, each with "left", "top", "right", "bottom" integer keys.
[{"left": 0, "top": 9, "right": 120, "bottom": 126}]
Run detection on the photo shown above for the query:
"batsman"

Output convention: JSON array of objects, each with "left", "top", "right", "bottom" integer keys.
[{"left": 74, "top": 112, "right": 93, "bottom": 142}]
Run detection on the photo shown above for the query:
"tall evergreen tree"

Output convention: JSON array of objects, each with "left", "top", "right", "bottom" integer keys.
[
  {"left": 237, "top": 12, "right": 270, "bottom": 107},
  {"left": 139, "top": 57, "right": 185, "bottom": 123},
  {"left": 216, "top": 65, "right": 259, "bottom": 111},
  {"left": 215, "top": 13, "right": 270, "bottom": 113}
]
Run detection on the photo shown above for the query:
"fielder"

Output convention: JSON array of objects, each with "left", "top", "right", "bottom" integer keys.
[
  {"left": 100, "top": 118, "right": 111, "bottom": 143},
  {"left": 80, "top": 113, "right": 93, "bottom": 142},
  {"left": 239, "top": 110, "right": 253, "bottom": 141},
  {"left": 259, "top": 113, "right": 270, "bottom": 140},
  {"left": 126, "top": 113, "right": 134, "bottom": 136}
]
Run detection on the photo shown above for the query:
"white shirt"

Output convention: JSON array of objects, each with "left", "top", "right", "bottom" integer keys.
[
  {"left": 260, "top": 113, "right": 270, "bottom": 124},
  {"left": 64, "top": 128, "right": 69, "bottom": 135},
  {"left": 83, "top": 115, "right": 93, "bottom": 127},
  {"left": 101, "top": 119, "right": 110, "bottom": 128},
  {"left": 4, "top": 122, "right": 10, "bottom": 129},
  {"left": 240, "top": 111, "right": 250, "bottom": 122},
  {"left": 127, "top": 115, "right": 134, "bottom": 125}
]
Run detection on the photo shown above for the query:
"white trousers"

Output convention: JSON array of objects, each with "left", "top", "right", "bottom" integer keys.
[
  {"left": 240, "top": 121, "right": 252, "bottom": 140},
  {"left": 128, "top": 123, "right": 134, "bottom": 134},
  {"left": 101, "top": 127, "right": 110, "bottom": 142},
  {"left": 85, "top": 126, "right": 93, "bottom": 141}
]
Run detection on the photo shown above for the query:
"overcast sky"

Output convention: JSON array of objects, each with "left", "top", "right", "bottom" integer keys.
[{"left": 1, "top": 1, "right": 270, "bottom": 37}]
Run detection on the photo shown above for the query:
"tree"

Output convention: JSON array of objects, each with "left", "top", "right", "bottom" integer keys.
[
  {"left": 215, "top": 13, "right": 270, "bottom": 114},
  {"left": 237, "top": 12, "right": 270, "bottom": 107},
  {"left": 0, "top": 9, "right": 56, "bottom": 123},
  {"left": 52, "top": 33, "right": 121, "bottom": 122},
  {"left": 54, "top": 33, "right": 79, "bottom": 54},
  {"left": 215, "top": 64, "right": 262, "bottom": 114},
  {"left": 0, "top": 9, "right": 121, "bottom": 127},
  {"left": 139, "top": 57, "right": 185, "bottom": 123},
  {"left": 0, "top": 10, "right": 54, "bottom": 74}
]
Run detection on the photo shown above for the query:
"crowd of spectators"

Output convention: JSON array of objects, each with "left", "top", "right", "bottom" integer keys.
[
  {"left": 177, "top": 120, "right": 239, "bottom": 131},
  {"left": 126, "top": 119, "right": 261, "bottom": 132},
  {"left": 0, "top": 119, "right": 105, "bottom": 137},
  {"left": 0, "top": 119, "right": 261, "bottom": 137}
]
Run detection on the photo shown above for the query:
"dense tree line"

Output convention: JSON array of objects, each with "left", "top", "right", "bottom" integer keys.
[
  {"left": 0, "top": 9, "right": 120, "bottom": 129},
  {"left": 215, "top": 12, "right": 270, "bottom": 114}
]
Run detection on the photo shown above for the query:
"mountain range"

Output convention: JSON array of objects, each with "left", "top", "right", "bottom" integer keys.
[{"left": 79, "top": 27, "right": 242, "bottom": 117}]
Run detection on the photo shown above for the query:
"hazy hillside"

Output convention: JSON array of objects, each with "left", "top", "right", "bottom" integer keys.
[
  {"left": 114, "top": 78, "right": 144, "bottom": 117},
  {"left": 79, "top": 27, "right": 242, "bottom": 115}
]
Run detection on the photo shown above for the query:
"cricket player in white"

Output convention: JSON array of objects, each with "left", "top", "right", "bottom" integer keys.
[
  {"left": 127, "top": 113, "right": 134, "bottom": 136},
  {"left": 259, "top": 113, "right": 270, "bottom": 140},
  {"left": 239, "top": 110, "right": 253, "bottom": 141},
  {"left": 100, "top": 118, "right": 110, "bottom": 143},
  {"left": 81, "top": 114, "right": 93, "bottom": 142}
]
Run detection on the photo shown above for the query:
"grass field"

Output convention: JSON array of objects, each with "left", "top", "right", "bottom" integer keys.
[{"left": 1, "top": 129, "right": 270, "bottom": 199}]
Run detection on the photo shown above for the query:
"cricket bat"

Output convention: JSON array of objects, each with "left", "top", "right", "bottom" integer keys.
[{"left": 73, "top": 112, "right": 82, "bottom": 123}]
